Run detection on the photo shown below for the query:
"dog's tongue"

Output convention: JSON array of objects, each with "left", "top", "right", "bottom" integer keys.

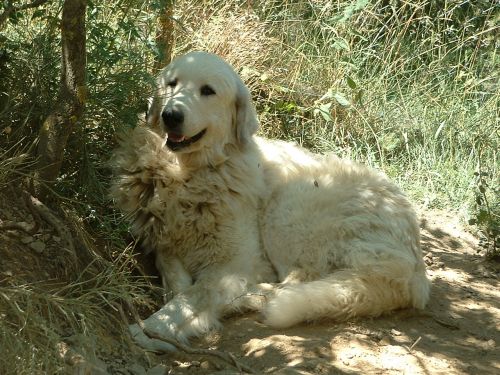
[{"left": 168, "top": 133, "right": 186, "bottom": 142}]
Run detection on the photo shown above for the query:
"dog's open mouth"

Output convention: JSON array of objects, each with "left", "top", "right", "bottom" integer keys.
[{"left": 166, "top": 129, "right": 207, "bottom": 151}]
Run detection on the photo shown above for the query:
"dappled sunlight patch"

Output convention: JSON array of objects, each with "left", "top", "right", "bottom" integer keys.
[{"left": 244, "top": 335, "right": 309, "bottom": 358}]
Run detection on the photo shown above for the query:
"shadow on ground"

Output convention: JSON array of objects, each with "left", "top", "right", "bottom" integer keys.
[{"left": 162, "top": 210, "right": 499, "bottom": 374}]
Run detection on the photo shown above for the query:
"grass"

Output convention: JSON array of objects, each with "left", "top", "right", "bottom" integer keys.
[
  {"left": 0, "top": 244, "right": 155, "bottom": 374},
  {"left": 0, "top": 0, "right": 498, "bottom": 372},
  {"left": 174, "top": 0, "right": 498, "bottom": 222}
]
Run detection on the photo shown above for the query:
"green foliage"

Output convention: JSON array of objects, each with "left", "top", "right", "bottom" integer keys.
[
  {"left": 0, "top": 1, "right": 498, "bottom": 369},
  {"left": 469, "top": 170, "right": 500, "bottom": 258},
  {"left": 172, "top": 0, "right": 498, "bottom": 243}
]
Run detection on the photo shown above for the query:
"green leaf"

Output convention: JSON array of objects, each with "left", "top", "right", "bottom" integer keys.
[
  {"left": 331, "top": 0, "right": 369, "bottom": 23},
  {"left": 333, "top": 92, "right": 350, "bottom": 107},
  {"left": 314, "top": 102, "right": 333, "bottom": 122},
  {"left": 31, "top": 9, "right": 45, "bottom": 20},
  {"left": 319, "top": 89, "right": 334, "bottom": 101},
  {"left": 354, "top": 89, "right": 364, "bottom": 104},
  {"left": 477, "top": 210, "right": 489, "bottom": 224},
  {"left": 346, "top": 75, "right": 357, "bottom": 89},
  {"left": 332, "top": 38, "right": 350, "bottom": 51}
]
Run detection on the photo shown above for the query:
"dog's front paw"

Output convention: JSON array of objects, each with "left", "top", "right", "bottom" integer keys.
[
  {"left": 129, "top": 322, "right": 177, "bottom": 353},
  {"left": 130, "top": 291, "right": 222, "bottom": 352}
]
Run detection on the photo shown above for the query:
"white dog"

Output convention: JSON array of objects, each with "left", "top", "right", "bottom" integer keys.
[{"left": 111, "top": 51, "right": 430, "bottom": 351}]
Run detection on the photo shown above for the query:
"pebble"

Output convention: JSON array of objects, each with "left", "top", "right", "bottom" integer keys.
[
  {"left": 146, "top": 364, "right": 168, "bottom": 375},
  {"left": 200, "top": 361, "right": 211, "bottom": 370},
  {"left": 378, "top": 336, "right": 392, "bottom": 346},
  {"left": 486, "top": 339, "right": 495, "bottom": 349},
  {"left": 129, "top": 363, "right": 147, "bottom": 375},
  {"left": 391, "top": 329, "right": 402, "bottom": 336},
  {"left": 21, "top": 236, "right": 34, "bottom": 244},
  {"left": 29, "top": 240, "right": 46, "bottom": 253}
]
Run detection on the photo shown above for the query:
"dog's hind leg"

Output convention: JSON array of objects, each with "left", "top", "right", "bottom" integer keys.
[{"left": 262, "top": 259, "right": 430, "bottom": 328}]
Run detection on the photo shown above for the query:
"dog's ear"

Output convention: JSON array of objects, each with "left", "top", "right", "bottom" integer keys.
[{"left": 235, "top": 78, "right": 259, "bottom": 145}]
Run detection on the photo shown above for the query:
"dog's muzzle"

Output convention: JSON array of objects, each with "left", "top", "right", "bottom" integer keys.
[{"left": 166, "top": 129, "right": 207, "bottom": 151}]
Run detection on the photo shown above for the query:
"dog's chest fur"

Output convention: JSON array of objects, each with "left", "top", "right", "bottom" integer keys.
[{"left": 111, "top": 127, "right": 262, "bottom": 270}]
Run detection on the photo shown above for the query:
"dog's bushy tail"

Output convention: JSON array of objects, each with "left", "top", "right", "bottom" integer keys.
[{"left": 263, "top": 260, "right": 430, "bottom": 328}]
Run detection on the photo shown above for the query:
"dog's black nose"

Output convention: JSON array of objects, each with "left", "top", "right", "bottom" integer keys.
[{"left": 161, "top": 107, "right": 184, "bottom": 129}]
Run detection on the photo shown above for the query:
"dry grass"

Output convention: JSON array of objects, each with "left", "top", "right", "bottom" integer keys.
[
  {"left": 0, "top": 1, "right": 497, "bottom": 372},
  {"left": 0, "top": 235, "right": 155, "bottom": 373}
]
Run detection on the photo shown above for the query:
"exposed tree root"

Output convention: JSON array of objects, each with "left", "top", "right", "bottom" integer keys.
[
  {"left": 23, "top": 191, "right": 77, "bottom": 263},
  {"left": 126, "top": 301, "right": 255, "bottom": 374}
]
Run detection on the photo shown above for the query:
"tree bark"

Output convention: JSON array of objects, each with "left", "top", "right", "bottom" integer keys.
[
  {"left": 153, "top": 0, "right": 174, "bottom": 71},
  {"left": 34, "top": 0, "right": 87, "bottom": 198}
]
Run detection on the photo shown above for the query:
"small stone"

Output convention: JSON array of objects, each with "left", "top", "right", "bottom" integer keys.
[
  {"left": 378, "top": 336, "right": 392, "bottom": 346},
  {"left": 200, "top": 361, "right": 211, "bottom": 370},
  {"left": 146, "top": 364, "right": 168, "bottom": 375},
  {"left": 21, "top": 236, "right": 34, "bottom": 244},
  {"left": 314, "top": 347, "right": 331, "bottom": 358},
  {"left": 129, "top": 363, "right": 147, "bottom": 375},
  {"left": 213, "top": 361, "right": 225, "bottom": 370},
  {"left": 391, "top": 329, "right": 402, "bottom": 336},
  {"left": 29, "top": 240, "right": 46, "bottom": 253},
  {"left": 486, "top": 339, "right": 495, "bottom": 349},
  {"left": 90, "top": 358, "right": 109, "bottom": 375}
]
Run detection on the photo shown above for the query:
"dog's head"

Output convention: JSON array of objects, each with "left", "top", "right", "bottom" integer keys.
[{"left": 147, "top": 51, "right": 259, "bottom": 159}]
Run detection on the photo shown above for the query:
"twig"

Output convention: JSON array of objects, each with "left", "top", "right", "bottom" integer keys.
[
  {"left": 0, "top": 220, "right": 36, "bottom": 234},
  {"left": 23, "top": 191, "right": 77, "bottom": 263},
  {"left": 126, "top": 301, "right": 255, "bottom": 374},
  {"left": 0, "top": 0, "right": 51, "bottom": 29},
  {"left": 143, "top": 328, "right": 255, "bottom": 374},
  {"left": 433, "top": 316, "right": 460, "bottom": 330},
  {"left": 406, "top": 336, "right": 422, "bottom": 353}
]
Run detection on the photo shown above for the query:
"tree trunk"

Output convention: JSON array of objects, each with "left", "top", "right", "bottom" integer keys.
[
  {"left": 153, "top": 0, "right": 174, "bottom": 71},
  {"left": 34, "top": 0, "right": 87, "bottom": 198}
]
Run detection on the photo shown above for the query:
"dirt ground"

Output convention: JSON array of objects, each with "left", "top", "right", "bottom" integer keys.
[
  {"left": 1, "top": 189, "right": 498, "bottom": 374},
  {"left": 156, "top": 210, "right": 499, "bottom": 375}
]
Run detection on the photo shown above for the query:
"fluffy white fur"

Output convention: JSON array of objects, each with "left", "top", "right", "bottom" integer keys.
[{"left": 111, "top": 51, "right": 430, "bottom": 351}]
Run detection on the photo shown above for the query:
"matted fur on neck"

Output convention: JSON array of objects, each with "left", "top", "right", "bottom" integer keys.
[{"left": 110, "top": 125, "right": 263, "bottom": 260}]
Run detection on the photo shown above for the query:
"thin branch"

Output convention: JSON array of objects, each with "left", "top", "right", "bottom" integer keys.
[
  {"left": 126, "top": 301, "right": 255, "bottom": 374},
  {"left": 23, "top": 191, "right": 77, "bottom": 263},
  {"left": 16, "top": 0, "right": 51, "bottom": 12},
  {"left": 0, "top": 220, "right": 36, "bottom": 233},
  {"left": 404, "top": 336, "right": 422, "bottom": 353},
  {"left": 143, "top": 328, "right": 256, "bottom": 374},
  {"left": 0, "top": 0, "right": 51, "bottom": 29}
]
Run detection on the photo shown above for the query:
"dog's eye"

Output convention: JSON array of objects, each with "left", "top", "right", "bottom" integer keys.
[
  {"left": 167, "top": 78, "right": 177, "bottom": 88},
  {"left": 200, "top": 85, "right": 216, "bottom": 96}
]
